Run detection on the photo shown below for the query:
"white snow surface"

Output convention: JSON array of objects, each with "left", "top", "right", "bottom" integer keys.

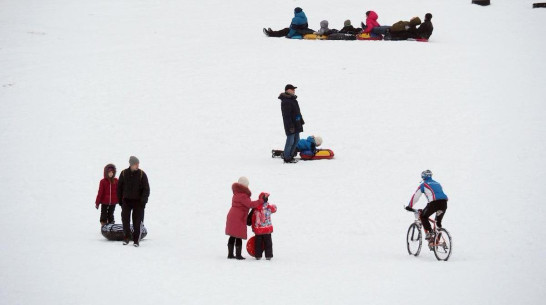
[{"left": 1, "top": 0, "right": 545, "bottom": 304}]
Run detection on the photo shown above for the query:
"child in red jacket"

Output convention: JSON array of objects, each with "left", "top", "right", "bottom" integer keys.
[
  {"left": 251, "top": 193, "right": 277, "bottom": 260},
  {"left": 95, "top": 164, "right": 119, "bottom": 227}
]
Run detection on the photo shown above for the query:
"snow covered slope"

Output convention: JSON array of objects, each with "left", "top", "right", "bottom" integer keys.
[{"left": 1, "top": 0, "right": 545, "bottom": 304}]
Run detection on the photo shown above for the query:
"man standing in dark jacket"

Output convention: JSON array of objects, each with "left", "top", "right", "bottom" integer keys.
[
  {"left": 279, "top": 84, "right": 305, "bottom": 163},
  {"left": 117, "top": 156, "right": 150, "bottom": 247}
]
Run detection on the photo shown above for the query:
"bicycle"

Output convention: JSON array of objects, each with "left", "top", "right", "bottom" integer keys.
[{"left": 405, "top": 207, "right": 452, "bottom": 261}]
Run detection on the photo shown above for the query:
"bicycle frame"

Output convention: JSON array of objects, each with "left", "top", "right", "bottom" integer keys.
[
  {"left": 412, "top": 210, "right": 438, "bottom": 230},
  {"left": 410, "top": 210, "right": 441, "bottom": 247},
  {"left": 406, "top": 206, "right": 452, "bottom": 261}
]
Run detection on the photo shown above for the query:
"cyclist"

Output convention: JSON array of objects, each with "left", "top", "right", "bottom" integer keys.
[{"left": 405, "top": 170, "right": 448, "bottom": 241}]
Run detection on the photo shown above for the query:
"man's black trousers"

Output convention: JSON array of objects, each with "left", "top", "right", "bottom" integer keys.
[{"left": 122, "top": 199, "right": 144, "bottom": 243}]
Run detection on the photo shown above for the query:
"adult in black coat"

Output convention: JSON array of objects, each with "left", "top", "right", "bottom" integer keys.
[
  {"left": 417, "top": 13, "right": 434, "bottom": 39},
  {"left": 117, "top": 156, "right": 150, "bottom": 247},
  {"left": 279, "top": 84, "right": 305, "bottom": 163}
]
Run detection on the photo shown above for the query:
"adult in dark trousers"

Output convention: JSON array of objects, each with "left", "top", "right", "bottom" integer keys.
[
  {"left": 118, "top": 156, "right": 150, "bottom": 247},
  {"left": 263, "top": 7, "right": 314, "bottom": 38},
  {"left": 279, "top": 84, "right": 305, "bottom": 163}
]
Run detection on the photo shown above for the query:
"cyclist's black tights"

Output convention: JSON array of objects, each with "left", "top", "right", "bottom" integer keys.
[{"left": 421, "top": 199, "right": 448, "bottom": 232}]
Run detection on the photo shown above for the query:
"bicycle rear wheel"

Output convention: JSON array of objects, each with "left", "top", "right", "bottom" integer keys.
[
  {"left": 406, "top": 223, "right": 422, "bottom": 256},
  {"left": 433, "top": 228, "right": 452, "bottom": 261}
]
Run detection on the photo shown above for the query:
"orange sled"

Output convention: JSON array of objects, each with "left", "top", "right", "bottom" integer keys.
[{"left": 300, "top": 149, "right": 335, "bottom": 160}]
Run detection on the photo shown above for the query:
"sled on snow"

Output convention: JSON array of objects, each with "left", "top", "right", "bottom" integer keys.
[
  {"left": 327, "top": 33, "right": 357, "bottom": 40},
  {"left": 408, "top": 38, "right": 429, "bottom": 42},
  {"left": 271, "top": 149, "right": 335, "bottom": 160},
  {"left": 356, "top": 33, "right": 383, "bottom": 41},
  {"left": 386, "top": 36, "right": 429, "bottom": 42},
  {"left": 101, "top": 223, "right": 147, "bottom": 241},
  {"left": 246, "top": 235, "right": 270, "bottom": 257},
  {"left": 300, "top": 149, "right": 334, "bottom": 160},
  {"left": 246, "top": 235, "right": 259, "bottom": 257},
  {"left": 303, "top": 34, "right": 329, "bottom": 40}
]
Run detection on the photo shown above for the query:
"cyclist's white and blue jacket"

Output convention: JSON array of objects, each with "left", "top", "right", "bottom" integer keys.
[{"left": 408, "top": 178, "right": 448, "bottom": 208}]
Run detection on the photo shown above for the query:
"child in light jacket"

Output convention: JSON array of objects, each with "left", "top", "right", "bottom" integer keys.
[{"left": 251, "top": 193, "right": 277, "bottom": 260}]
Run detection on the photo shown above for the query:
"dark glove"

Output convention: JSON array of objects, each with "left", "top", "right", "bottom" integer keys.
[
  {"left": 405, "top": 206, "right": 413, "bottom": 211},
  {"left": 361, "top": 22, "right": 366, "bottom": 29},
  {"left": 95, "top": 204, "right": 99, "bottom": 210}
]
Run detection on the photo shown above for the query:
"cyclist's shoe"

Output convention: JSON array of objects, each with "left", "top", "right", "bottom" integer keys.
[{"left": 425, "top": 232, "right": 435, "bottom": 241}]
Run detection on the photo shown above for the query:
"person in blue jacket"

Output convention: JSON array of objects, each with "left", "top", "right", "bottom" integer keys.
[
  {"left": 405, "top": 170, "right": 448, "bottom": 241},
  {"left": 297, "top": 135, "right": 323, "bottom": 156},
  {"left": 263, "top": 7, "right": 313, "bottom": 38}
]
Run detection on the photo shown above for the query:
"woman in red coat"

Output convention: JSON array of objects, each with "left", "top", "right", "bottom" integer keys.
[
  {"left": 95, "top": 164, "right": 118, "bottom": 227},
  {"left": 225, "top": 177, "right": 265, "bottom": 260}
]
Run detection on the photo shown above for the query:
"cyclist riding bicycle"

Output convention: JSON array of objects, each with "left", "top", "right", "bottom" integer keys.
[{"left": 405, "top": 170, "right": 448, "bottom": 241}]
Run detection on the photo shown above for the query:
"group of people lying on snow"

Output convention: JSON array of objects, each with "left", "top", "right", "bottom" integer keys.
[{"left": 263, "top": 7, "right": 433, "bottom": 40}]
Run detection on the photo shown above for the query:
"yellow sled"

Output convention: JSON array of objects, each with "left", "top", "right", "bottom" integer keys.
[
  {"left": 303, "top": 34, "right": 328, "bottom": 40},
  {"left": 356, "top": 33, "right": 382, "bottom": 41}
]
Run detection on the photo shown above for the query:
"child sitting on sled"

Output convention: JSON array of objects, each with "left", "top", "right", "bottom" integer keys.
[
  {"left": 297, "top": 135, "right": 323, "bottom": 156},
  {"left": 251, "top": 193, "right": 277, "bottom": 260}
]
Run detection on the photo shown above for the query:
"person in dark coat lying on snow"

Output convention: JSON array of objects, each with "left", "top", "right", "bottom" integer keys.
[
  {"left": 225, "top": 177, "right": 267, "bottom": 260},
  {"left": 279, "top": 84, "right": 305, "bottom": 163},
  {"left": 387, "top": 17, "right": 422, "bottom": 40},
  {"left": 416, "top": 13, "right": 433, "bottom": 39},
  {"left": 263, "top": 7, "right": 314, "bottom": 38}
]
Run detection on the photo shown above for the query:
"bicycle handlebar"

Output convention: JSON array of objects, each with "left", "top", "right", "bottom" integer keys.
[{"left": 403, "top": 205, "right": 416, "bottom": 212}]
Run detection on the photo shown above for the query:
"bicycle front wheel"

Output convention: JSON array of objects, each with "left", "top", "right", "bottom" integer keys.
[
  {"left": 406, "top": 223, "right": 422, "bottom": 256},
  {"left": 433, "top": 228, "right": 453, "bottom": 261}
]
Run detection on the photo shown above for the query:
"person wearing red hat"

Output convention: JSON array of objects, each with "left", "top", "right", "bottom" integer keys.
[
  {"left": 251, "top": 194, "right": 277, "bottom": 260},
  {"left": 94, "top": 164, "right": 118, "bottom": 227}
]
